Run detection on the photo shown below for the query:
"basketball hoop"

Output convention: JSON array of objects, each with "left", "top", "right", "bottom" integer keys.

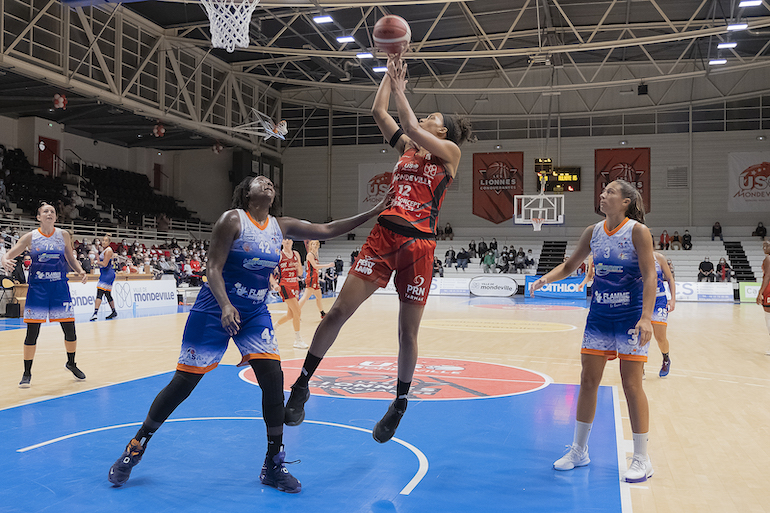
[
  {"left": 200, "top": 0, "right": 260, "bottom": 53},
  {"left": 531, "top": 218, "right": 544, "bottom": 232}
]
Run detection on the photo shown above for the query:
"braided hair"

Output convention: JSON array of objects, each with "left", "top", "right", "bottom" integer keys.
[{"left": 231, "top": 176, "right": 256, "bottom": 210}]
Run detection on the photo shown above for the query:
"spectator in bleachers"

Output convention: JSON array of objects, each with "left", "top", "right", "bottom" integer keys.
[
  {"left": 0, "top": 179, "right": 11, "bottom": 212},
  {"left": 350, "top": 247, "right": 360, "bottom": 266},
  {"left": 659, "top": 230, "right": 670, "bottom": 250},
  {"left": 490, "top": 238, "right": 498, "bottom": 252},
  {"left": 444, "top": 246, "right": 456, "bottom": 267},
  {"left": 753, "top": 222, "right": 767, "bottom": 240},
  {"left": 78, "top": 251, "right": 92, "bottom": 274},
  {"left": 682, "top": 230, "right": 692, "bottom": 250},
  {"left": 444, "top": 222, "right": 453, "bottom": 240},
  {"left": 432, "top": 256, "right": 444, "bottom": 278},
  {"left": 468, "top": 240, "right": 477, "bottom": 258},
  {"left": 525, "top": 249, "right": 535, "bottom": 269},
  {"left": 716, "top": 257, "right": 732, "bottom": 282},
  {"left": 334, "top": 256, "right": 343, "bottom": 275},
  {"left": 436, "top": 224, "right": 444, "bottom": 240},
  {"left": 477, "top": 238, "right": 488, "bottom": 258},
  {"left": 482, "top": 249, "right": 495, "bottom": 273},
  {"left": 711, "top": 222, "right": 723, "bottom": 241},
  {"left": 670, "top": 231, "right": 682, "bottom": 250},
  {"left": 325, "top": 267, "right": 338, "bottom": 293},
  {"left": 455, "top": 248, "right": 469, "bottom": 271},
  {"left": 496, "top": 250, "right": 510, "bottom": 274},
  {"left": 157, "top": 213, "right": 170, "bottom": 231},
  {"left": 169, "top": 238, "right": 180, "bottom": 250},
  {"left": 698, "top": 257, "right": 715, "bottom": 282},
  {"left": 514, "top": 251, "right": 527, "bottom": 273}
]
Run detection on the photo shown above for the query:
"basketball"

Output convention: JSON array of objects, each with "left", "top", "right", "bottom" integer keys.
[{"left": 373, "top": 15, "right": 411, "bottom": 55}]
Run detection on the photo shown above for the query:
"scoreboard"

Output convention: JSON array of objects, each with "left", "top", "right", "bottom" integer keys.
[{"left": 534, "top": 158, "right": 581, "bottom": 192}]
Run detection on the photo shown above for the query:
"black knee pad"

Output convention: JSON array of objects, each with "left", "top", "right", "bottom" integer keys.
[
  {"left": 60, "top": 321, "right": 77, "bottom": 342},
  {"left": 249, "top": 359, "right": 285, "bottom": 428},
  {"left": 24, "top": 323, "right": 41, "bottom": 345},
  {"left": 147, "top": 370, "right": 203, "bottom": 424},
  {"left": 96, "top": 289, "right": 106, "bottom": 300},
  {"left": 103, "top": 291, "right": 113, "bottom": 303}
]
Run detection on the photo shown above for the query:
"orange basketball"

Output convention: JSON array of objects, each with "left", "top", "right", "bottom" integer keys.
[{"left": 373, "top": 15, "right": 411, "bottom": 55}]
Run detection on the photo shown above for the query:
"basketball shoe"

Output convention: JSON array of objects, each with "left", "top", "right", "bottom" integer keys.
[
  {"left": 553, "top": 444, "right": 590, "bottom": 471},
  {"left": 260, "top": 448, "right": 301, "bottom": 493},
  {"left": 106, "top": 311, "right": 118, "bottom": 319},
  {"left": 108, "top": 439, "right": 145, "bottom": 486},
  {"left": 372, "top": 400, "right": 406, "bottom": 443},
  {"left": 659, "top": 358, "right": 670, "bottom": 378},
  {"left": 623, "top": 454, "right": 654, "bottom": 483},
  {"left": 19, "top": 374, "right": 31, "bottom": 388},
  {"left": 284, "top": 384, "right": 310, "bottom": 426},
  {"left": 65, "top": 362, "right": 86, "bottom": 380},
  {"left": 89, "top": 312, "right": 97, "bottom": 321},
  {"left": 293, "top": 334, "right": 308, "bottom": 349}
]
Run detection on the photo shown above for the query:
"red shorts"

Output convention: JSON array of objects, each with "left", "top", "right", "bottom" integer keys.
[
  {"left": 279, "top": 283, "right": 300, "bottom": 301},
  {"left": 306, "top": 270, "right": 319, "bottom": 289},
  {"left": 763, "top": 281, "right": 770, "bottom": 307},
  {"left": 350, "top": 223, "right": 436, "bottom": 305}
]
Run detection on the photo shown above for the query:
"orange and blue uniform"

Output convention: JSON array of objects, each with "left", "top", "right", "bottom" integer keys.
[{"left": 24, "top": 228, "right": 74, "bottom": 323}]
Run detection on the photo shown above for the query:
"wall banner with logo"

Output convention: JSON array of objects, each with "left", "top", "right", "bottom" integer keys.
[
  {"left": 472, "top": 152, "right": 523, "bottom": 224},
  {"left": 727, "top": 152, "right": 770, "bottom": 212},
  {"left": 469, "top": 275, "right": 519, "bottom": 297},
  {"left": 594, "top": 148, "right": 651, "bottom": 214},
  {"left": 69, "top": 279, "right": 177, "bottom": 314},
  {"left": 739, "top": 282, "right": 761, "bottom": 303},
  {"left": 358, "top": 163, "right": 394, "bottom": 210},
  {"left": 524, "top": 275, "right": 585, "bottom": 299},
  {"left": 674, "top": 282, "right": 734, "bottom": 302}
]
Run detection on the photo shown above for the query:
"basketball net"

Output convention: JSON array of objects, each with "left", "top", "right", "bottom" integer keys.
[
  {"left": 200, "top": 0, "right": 260, "bottom": 53},
  {"left": 532, "top": 218, "right": 544, "bottom": 231}
]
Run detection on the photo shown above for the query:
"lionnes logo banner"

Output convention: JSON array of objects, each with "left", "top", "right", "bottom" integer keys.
[
  {"left": 728, "top": 152, "right": 770, "bottom": 212},
  {"left": 69, "top": 280, "right": 177, "bottom": 314}
]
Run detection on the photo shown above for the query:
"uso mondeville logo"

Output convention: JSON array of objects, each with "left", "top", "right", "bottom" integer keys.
[
  {"left": 364, "top": 171, "right": 393, "bottom": 205},
  {"left": 735, "top": 162, "right": 770, "bottom": 199},
  {"left": 478, "top": 161, "right": 517, "bottom": 195}
]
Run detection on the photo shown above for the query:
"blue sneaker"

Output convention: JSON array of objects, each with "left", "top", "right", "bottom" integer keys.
[
  {"left": 260, "top": 449, "right": 301, "bottom": 493},
  {"left": 659, "top": 358, "right": 670, "bottom": 378},
  {"left": 372, "top": 400, "right": 406, "bottom": 443},
  {"left": 108, "top": 439, "right": 145, "bottom": 486}
]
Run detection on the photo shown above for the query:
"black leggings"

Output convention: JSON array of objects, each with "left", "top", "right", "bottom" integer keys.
[
  {"left": 24, "top": 321, "right": 76, "bottom": 345},
  {"left": 96, "top": 289, "right": 113, "bottom": 302}
]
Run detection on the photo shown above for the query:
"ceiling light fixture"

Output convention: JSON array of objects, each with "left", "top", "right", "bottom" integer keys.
[
  {"left": 356, "top": 52, "right": 373, "bottom": 59},
  {"left": 313, "top": 15, "right": 333, "bottom": 24},
  {"left": 727, "top": 23, "right": 748, "bottom": 31},
  {"left": 336, "top": 36, "right": 355, "bottom": 43},
  {"left": 739, "top": 0, "right": 762, "bottom": 7},
  {"left": 709, "top": 58, "right": 727, "bottom": 65},
  {"left": 619, "top": 140, "right": 628, "bottom": 146},
  {"left": 757, "top": 135, "right": 767, "bottom": 141},
  {"left": 372, "top": 66, "right": 387, "bottom": 73},
  {"left": 718, "top": 42, "right": 738, "bottom": 49}
]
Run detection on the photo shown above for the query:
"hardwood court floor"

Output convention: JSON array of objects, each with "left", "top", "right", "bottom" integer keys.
[{"left": 1, "top": 295, "right": 769, "bottom": 513}]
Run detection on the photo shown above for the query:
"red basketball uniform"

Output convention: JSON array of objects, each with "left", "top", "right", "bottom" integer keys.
[
  {"left": 350, "top": 148, "right": 452, "bottom": 305},
  {"left": 278, "top": 249, "right": 300, "bottom": 301},
  {"left": 305, "top": 259, "right": 320, "bottom": 289},
  {"left": 763, "top": 278, "right": 770, "bottom": 308}
]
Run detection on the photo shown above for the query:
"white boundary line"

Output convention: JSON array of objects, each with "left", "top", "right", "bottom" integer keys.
[
  {"left": 16, "top": 416, "right": 428, "bottom": 496},
  {"left": 613, "top": 385, "right": 633, "bottom": 513}
]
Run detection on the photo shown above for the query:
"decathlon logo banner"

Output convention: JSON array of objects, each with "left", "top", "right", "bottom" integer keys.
[
  {"left": 675, "top": 281, "right": 733, "bottom": 302},
  {"left": 727, "top": 152, "right": 770, "bottom": 212},
  {"left": 525, "top": 275, "right": 585, "bottom": 299},
  {"left": 69, "top": 280, "right": 177, "bottom": 313},
  {"left": 470, "top": 276, "right": 519, "bottom": 297},
  {"left": 359, "top": 163, "right": 394, "bottom": 209}
]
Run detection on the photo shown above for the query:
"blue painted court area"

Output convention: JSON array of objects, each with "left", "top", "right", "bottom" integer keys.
[{"left": 1, "top": 365, "right": 625, "bottom": 513}]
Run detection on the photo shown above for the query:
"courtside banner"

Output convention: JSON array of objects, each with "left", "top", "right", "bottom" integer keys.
[
  {"left": 594, "top": 148, "right": 651, "bottom": 214},
  {"left": 739, "top": 282, "right": 761, "bottom": 302},
  {"left": 472, "top": 152, "right": 523, "bottom": 224},
  {"left": 69, "top": 279, "right": 177, "bottom": 314},
  {"left": 727, "top": 152, "right": 770, "bottom": 212},
  {"left": 358, "top": 163, "right": 394, "bottom": 210},
  {"left": 525, "top": 275, "right": 585, "bottom": 299},
  {"left": 675, "top": 282, "right": 734, "bottom": 302},
  {"left": 470, "top": 275, "right": 519, "bottom": 297}
]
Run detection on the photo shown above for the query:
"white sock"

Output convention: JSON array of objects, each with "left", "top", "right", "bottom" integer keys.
[
  {"left": 574, "top": 421, "right": 592, "bottom": 450},
  {"left": 294, "top": 331, "right": 302, "bottom": 341},
  {"left": 632, "top": 432, "right": 649, "bottom": 459}
]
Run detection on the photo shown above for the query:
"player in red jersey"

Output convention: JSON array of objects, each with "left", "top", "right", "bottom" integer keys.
[
  {"left": 298, "top": 240, "right": 334, "bottom": 319},
  {"left": 758, "top": 240, "right": 770, "bottom": 355},
  {"left": 284, "top": 54, "right": 473, "bottom": 442},
  {"left": 275, "top": 239, "right": 306, "bottom": 349}
]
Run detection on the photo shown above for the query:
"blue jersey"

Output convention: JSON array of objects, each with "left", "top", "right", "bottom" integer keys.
[
  {"left": 192, "top": 210, "right": 283, "bottom": 313},
  {"left": 28, "top": 228, "right": 69, "bottom": 283},
  {"left": 655, "top": 259, "right": 666, "bottom": 298},
  {"left": 589, "top": 218, "right": 643, "bottom": 318},
  {"left": 97, "top": 249, "right": 116, "bottom": 290}
]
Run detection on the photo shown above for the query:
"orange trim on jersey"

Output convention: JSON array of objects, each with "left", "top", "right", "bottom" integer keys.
[
  {"left": 581, "top": 348, "right": 616, "bottom": 359},
  {"left": 96, "top": 286, "right": 112, "bottom": 291},
  {"left": 37, "top": 227, "right": 55, "bottom": 238},
  {"left": 603, "top": 217, "right": 630, "bottom": 237},
  {"left": 24, "top": 319, "right": 47, "bottom": 324},
  {"left": 651, "top": 320, "right": 667, "bottom": 326},
  {"left": 617, "top": 353, "right": 648, "bottom": 362},
  {"left": 246, "top": 211, "right": 269, "bottom": 230},
  {"left": 238, "top": 352, "right": 281, "bottom": 366},
  {"left": 176, "top": 362, "right": 219, "bottom": 374},
  {"left": 50, "top": 317, "right": 75, "bottom": 322}
]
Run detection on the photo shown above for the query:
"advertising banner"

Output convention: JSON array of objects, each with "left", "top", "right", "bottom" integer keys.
[
  {"left": 358, "top": 163, "right": 394, "bottom": 210},
  {"left": 524, "top": 275, "right": 586, "bottom": 299},
  {"left": 469, "top": 275, "right": 519, "bottom": 297},
  {"left": 739, "top": 282, "right": 761, "bottom": 303},
  {"left": 727, "top": 152, "right": 770, "bottom": 212},
  {"left": 674, "top": 282, "right": 734, "bottom": 302},
  {"left": 594, "top": 148, "right": 651, "bottom": 214},
  {"left": 69, "top": 279, "right": 177, "bottom": 314},
  {"left": 472, "top": 152, "right": 523, "bottom": 224}
]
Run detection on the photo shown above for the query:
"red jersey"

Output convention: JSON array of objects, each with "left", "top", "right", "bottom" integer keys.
[
  {"left": 305, "top": 259, "right": 319, "bottom": 289},
  {"left": 278, "top": 249, "right": 300, "bottom": 285},
  {"left": 379, "top": 148, "right": 452, "bottom": 235}
]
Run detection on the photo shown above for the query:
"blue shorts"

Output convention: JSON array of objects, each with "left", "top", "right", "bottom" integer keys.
[
  {"left": 581, "top": 310, "right": 647, "bottom": 362},
  {"left": 651, "top": 296, "right": 668, "bottom": 325},
  {"left": 24, "top": 280, "right": 74, "bottom": 323},
  {"left": 177, "top": 305, "right": 280, "bottom": 374},
  {"left": 97, "top": 269, "right": 116, "bottom": 291}
]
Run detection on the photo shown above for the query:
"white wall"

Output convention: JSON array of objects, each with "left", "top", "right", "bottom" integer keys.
[
  {"left": 281, "top": 130, "right": 770, "bottom": 237},
  {"left": 171, "top": 147, "right": 233, "bottom": 223}
]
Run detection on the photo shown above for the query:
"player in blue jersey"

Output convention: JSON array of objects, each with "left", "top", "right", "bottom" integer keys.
[
  {"left": 531, "top": 179, "right": 657, "bottom": 483},
  {"left": 2, "top": 202, "right": 89, "bottom": 388},
  {"left": 90, "top": 234, "right": 118, "bottom": 321},
  {"left": 651, "top": 252, "right": 675, "bottom": 377},
  {"left": 107, "top": 175, "right": 392, "bottom": 493}
]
